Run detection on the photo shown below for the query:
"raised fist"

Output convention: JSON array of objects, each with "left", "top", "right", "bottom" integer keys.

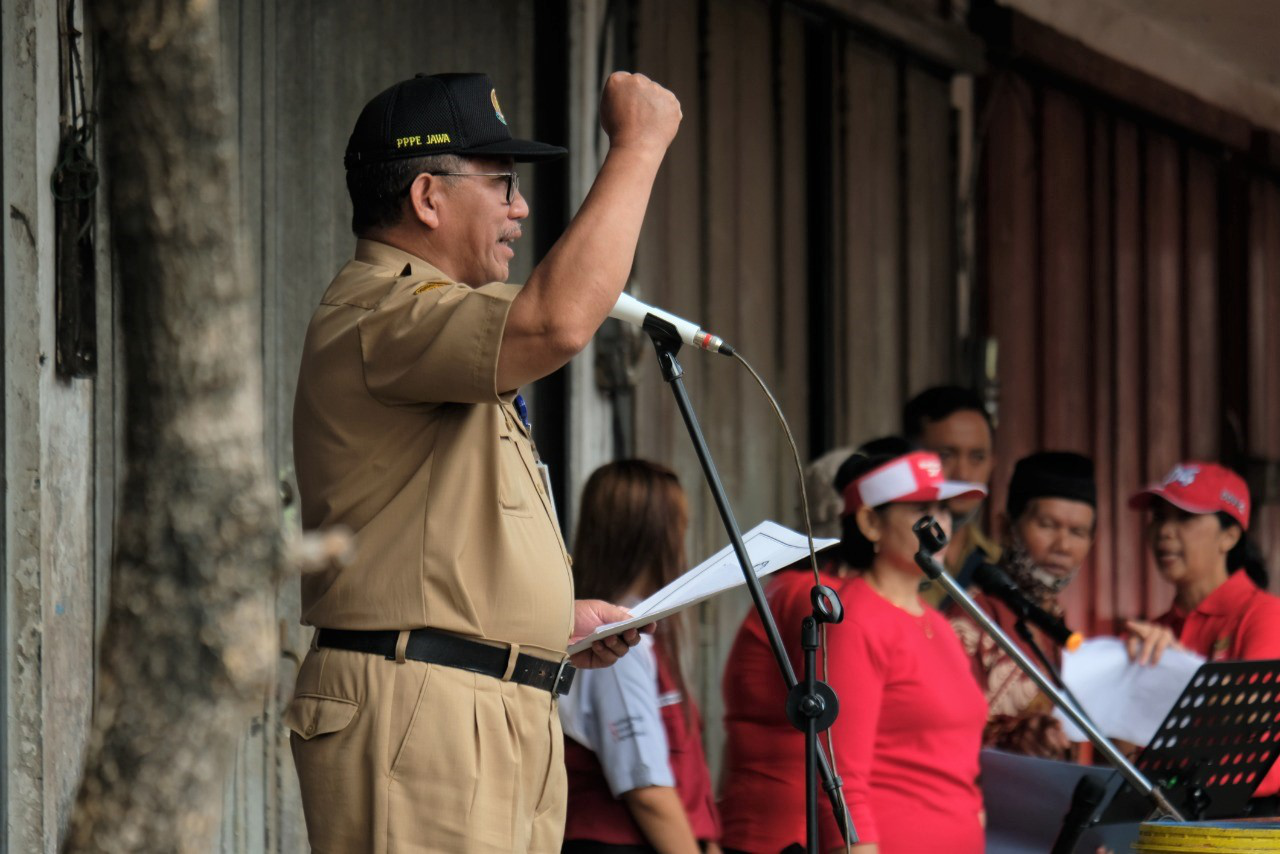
[{"left": 598, "top": 71, "right": 682, "bottom": 155}]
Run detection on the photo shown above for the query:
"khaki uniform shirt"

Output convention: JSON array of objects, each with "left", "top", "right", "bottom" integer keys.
[{"left": 293, "top": 239, "right": 573, "bottom": 656}]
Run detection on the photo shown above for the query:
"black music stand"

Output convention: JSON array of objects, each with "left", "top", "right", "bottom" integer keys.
[{"left": 1101, "top": 658, "right": 1280, "bottom": 823}]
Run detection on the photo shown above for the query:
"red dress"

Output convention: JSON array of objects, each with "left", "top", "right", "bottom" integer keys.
[
  {"left": 1153, "top": 570, "right": 1280, "bottom": 797},
  {"left": 719, "top": 571, "right": 988, "bottom": 853}
]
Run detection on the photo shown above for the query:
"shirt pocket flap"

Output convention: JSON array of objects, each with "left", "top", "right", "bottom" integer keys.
[{"left": 285, "top": 693, "right": 358, "bottom": 740}]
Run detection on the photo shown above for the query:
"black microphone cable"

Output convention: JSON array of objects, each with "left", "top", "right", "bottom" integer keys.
[{"left": 731, "top": 349, "right": 854, "bottom": 854}]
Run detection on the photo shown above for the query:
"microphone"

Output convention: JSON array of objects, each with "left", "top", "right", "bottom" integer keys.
[
  {"left": 1050, "top": 774, "right": 1107, "bottom": 854},
  {"left": 609, "top": 292, "right": 734, "bottom": 356},
  {"left": 974, "top": 563, "right": 1083, "bottom": 652}
]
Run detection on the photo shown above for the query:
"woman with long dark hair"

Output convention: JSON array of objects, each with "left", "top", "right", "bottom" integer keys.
[
  {"left": 559, "top": 460, "right": 721, "bottom": 854},
  {"left": 719, "top": 440, "right": 989, "bottom": 853}
]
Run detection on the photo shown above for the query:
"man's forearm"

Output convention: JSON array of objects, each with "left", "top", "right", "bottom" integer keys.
[
  {"left": 533, "top": 143, "right": 666, "bottom": 311},
  {"left": 512, "top": 144, "right": 665, "bottom": 345},
  {"left": 496, "top": 72, "right": 680, "bottom": 391}
]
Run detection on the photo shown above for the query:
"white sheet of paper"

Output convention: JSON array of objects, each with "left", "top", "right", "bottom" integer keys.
[
  {"left": 1055, "top": 636, "right": 1204, "bottom": 746},
  {"left": 567, "top": 520, "right": 836, "bottom": 655}
]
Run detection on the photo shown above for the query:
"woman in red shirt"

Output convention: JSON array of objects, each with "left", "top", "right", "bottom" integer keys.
[
  {"left": 1125, "top": 461, "right": 1280, "bottom": 801},
  {"left": 1125, "top": 461, "right": 1278, "bottom": 664},
  {"left": 719, "top": 442, "right": 990, "bottom": 853}
]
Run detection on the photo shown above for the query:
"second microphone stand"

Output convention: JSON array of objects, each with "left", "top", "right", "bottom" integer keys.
[
  {"left": 911, "top": 517, "right": 1185, "bottom": 824},
  {"left": 644, "top": 322, "right": 853, "bottom": 853}
]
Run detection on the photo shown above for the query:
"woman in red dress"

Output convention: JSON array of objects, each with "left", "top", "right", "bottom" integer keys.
[{"left": 719, "top": 441, "right": 990, "bottom": 853}]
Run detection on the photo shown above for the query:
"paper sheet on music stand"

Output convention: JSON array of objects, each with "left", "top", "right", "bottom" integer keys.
[
  {"left": 1055, "top": 636, "right": 1204, "bottom": 746},
  {"left": 567, "top": 521, "right": 836, "bottom": 655}
]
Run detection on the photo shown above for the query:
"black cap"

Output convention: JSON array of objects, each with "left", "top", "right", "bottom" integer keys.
[
  {"left": 1006, "top": 451, "right": 1097, "bottom": 521},
  {"left": 344, "top": 72, "right": 566, "bottom": 169}
]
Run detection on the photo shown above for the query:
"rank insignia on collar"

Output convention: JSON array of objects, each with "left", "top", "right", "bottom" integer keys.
[{"left": 413, "top": 280, "right": 450, "bottom": 295}]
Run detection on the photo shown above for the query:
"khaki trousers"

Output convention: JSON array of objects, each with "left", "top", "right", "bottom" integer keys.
[{"left": 287, "top": 643, "right": 567, "bottom": 853}]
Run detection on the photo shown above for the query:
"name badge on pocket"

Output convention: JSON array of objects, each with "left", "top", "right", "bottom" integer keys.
[{"left": 536, "top": 460, "right": 559, "bottom": 526}]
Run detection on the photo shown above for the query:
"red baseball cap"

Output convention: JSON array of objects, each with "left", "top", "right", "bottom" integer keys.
[
  {"left": 842, "top": 451, "right": 987, "bottom": 516},
  {"left": 1129, "top": 461, "right": 1251, "bottom": 530}
]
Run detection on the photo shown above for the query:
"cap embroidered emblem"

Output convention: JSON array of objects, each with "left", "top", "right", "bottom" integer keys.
[
  {"left": 491, "top": 89, "right": 507, "bottom": 126},
  {"left": 1164, "top": 464, "right": 1199, "bottom": 488}
]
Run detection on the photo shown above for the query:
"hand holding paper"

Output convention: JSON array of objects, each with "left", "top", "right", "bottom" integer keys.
[
  {"left": 568, "top": 600, "right": 652, "bottom": 669},
  {"left": 1055, "top": 636, "right": 1205, "bottom": 746}
]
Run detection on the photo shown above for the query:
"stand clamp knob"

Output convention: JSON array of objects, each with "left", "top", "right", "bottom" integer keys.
[{"left": 786, "top": 681, "right": 840, "bottom": 732}]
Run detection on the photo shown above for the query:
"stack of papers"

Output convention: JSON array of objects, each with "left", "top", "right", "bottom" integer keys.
[
  {"left": 1055, "top": 636, "right": 1204, "bottom": 746},
  {"left": 567, "top": 520, "right": 836, "bottom": 654}
]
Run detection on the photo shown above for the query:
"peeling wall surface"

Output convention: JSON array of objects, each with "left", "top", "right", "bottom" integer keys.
[{"left": 3, "top": 0, "right": 99, "bottom": 851}]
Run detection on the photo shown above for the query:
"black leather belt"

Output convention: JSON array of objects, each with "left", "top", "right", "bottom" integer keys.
[{"left": 316, "top": 627, "right": 576, "bottom": 696}]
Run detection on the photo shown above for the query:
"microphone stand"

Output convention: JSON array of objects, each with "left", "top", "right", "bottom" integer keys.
[
  {"left": 1013, "top": 621, "right": 1066, "bottom": 689},
  {"left": 911, "top": 517, "right": 1185, "bottom": 823},
  {"left": 643, "top": 321, "right": 853, "bottom": 852},
  {"left": 1014, "top": 621, "right": 1092, "bottom": 719}
]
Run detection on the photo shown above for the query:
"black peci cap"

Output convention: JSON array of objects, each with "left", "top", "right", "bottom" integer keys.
[
  {"left": 1006, "top": 451, "right": 1097, "bottom": 521},
  {"left": 344, "top": 72, "right": 566, "bottom": 169}
]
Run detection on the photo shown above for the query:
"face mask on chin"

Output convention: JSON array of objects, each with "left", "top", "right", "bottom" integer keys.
[{"left": 1001, "top": 538, "right": 1074, "bottom": 608}]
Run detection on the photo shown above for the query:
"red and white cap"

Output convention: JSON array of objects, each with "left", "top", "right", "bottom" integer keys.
[
  {"left": 1129, "top": 461, "right": 1251, "bottom": 531},
  {"left": 841, "top": 450, "right": 988, "bottom": 517}
]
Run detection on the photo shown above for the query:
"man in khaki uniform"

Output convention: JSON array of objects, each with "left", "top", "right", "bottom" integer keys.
[{"left": 288, "top": 71, "right": 682, "bottom": 853}]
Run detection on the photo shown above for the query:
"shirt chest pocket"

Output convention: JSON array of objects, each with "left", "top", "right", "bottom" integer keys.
[
  {"left": 497, "top": 416, "right": 536, "bottom": 518},
  {"left": 659, "top": 695, "right": 688, "bottom": 757}
]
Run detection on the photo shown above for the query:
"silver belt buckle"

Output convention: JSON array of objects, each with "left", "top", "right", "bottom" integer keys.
[{"left": 553, "top": 658, "right": 575, "bottom": 696}]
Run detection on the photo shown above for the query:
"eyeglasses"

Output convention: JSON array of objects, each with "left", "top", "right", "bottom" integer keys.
[{"left": 426, "top": 171, "right": 520, "bottom": 205}]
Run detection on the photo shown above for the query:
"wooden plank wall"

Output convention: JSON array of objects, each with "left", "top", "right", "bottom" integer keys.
[
  {"left": 631, "top": 0, "right": 960, "bottom": 772},
  {"left": 632, "top": 0, "right": 801, "bottom": 770},
  {"left": 1247, "top": 180, "right": 1280, "bottom": 582},
  {"left": 980, "top": 70, "right": 1280, "bottom": 636},
  {"left": 213, "top": 2, "right": 537, "bottom": 850}
]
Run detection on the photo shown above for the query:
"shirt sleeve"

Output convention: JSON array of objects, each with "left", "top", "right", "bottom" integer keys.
[
  {"left": 1236, "top": 592, "right": 1280, "bottom": 659},
  {"left": 356, "top": 281, "right": 520, "bottom": 405},
  {"left": 819, "top": 616, "right": 887, "bottom": 846},
  {"left": 580, "top": 641, "right": 676, "bottom": 797}
]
